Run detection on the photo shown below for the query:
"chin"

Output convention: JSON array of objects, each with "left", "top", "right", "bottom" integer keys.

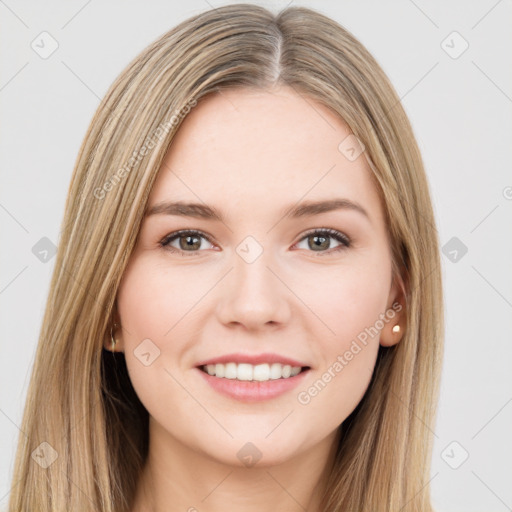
[{"left": 203, "top": 437, "right": 303, "bottom": 469}]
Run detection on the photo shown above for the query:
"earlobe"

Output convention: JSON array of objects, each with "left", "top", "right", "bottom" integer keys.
[
  {"left": 110, "top": 323, "right": 119, "bottom": 352},
  {"left": 103, "top": 322, "right": 118, "bottom": 352},
  {"left": 380, "top": 274, "right": 407, "bottom": 347},
  {"left": 380, "top": 316, "right": 404, "bottom": 347},
  {"left": 104, "top": 309, "right": 124, "bottom": 352}
]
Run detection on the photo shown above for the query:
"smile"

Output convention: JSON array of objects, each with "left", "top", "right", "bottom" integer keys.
[
  {"left": 200, "top": 362, "right": 308, "bottom": 381},
  {"left": 196, "top": 364, "right": 311, "bottom": 402}
]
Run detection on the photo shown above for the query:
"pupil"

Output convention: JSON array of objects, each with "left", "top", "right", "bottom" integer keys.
[
  {"left": 311, "top": 234, "right": 328, "bottom": 251},
  {"left": 181, "top": 235, "right": 200, "bottom": 250}
]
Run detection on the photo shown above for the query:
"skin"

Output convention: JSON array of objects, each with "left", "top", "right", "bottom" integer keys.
[{"left": 105, "top": 85, "right": 406, "bottom": 512}]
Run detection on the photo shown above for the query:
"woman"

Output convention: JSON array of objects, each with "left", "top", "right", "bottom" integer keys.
[{"left": 8, "top": 4, "right": 444, "bottom": 511}]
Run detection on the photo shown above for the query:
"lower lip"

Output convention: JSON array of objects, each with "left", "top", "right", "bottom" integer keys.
[{"left": 195, "top": 367, "right": 310, "bottom": 402}]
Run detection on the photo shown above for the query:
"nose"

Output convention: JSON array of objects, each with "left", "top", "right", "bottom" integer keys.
[{"left": 215, "top": 250, "right": 291, "bottom": 331}]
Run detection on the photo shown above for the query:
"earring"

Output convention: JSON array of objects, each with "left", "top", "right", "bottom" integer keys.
[
  {"left": 392, "top": 324, "right": 400, "bottom": 334},
  {"left": 110, "top": 322, "right": 118, "bottom": 352}
]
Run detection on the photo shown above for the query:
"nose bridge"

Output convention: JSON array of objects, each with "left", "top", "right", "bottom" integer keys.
[
  {"left": 216, "top": 241, "right": 290, "bottom": 328},
  {"left": 235, "top": 248, "right": 274, "bottom": 296}
]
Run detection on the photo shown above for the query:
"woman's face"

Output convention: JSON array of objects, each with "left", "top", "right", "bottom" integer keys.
[{"left": 111, "top": 85, "right": 405, "bottom": 467}]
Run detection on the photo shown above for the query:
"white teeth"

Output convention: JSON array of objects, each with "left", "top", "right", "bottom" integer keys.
[
  {"left": 202, "top": 362, "right": 304, "bottom": 381},
  {"left": 269, "top": 363, "right": 282, "bottom": 380},
  {"left": 215, "top": 363, "right": 225, "bottom": 378},
  {"left": 290, "top": 366, "right": 301, "bottom": 377},
  {"left": 237, "top": 363, "right": 253, "bottom": 381},
  {"left": 254, "top": 363, "right": 270, "bottom": 381},
  {"left": 225, "top": 362, "right": 237, "bottom": 379}
]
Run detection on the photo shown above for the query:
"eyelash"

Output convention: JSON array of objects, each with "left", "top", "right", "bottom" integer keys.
[{"left": 159, "top": 228, "right": 351, "bottom": 257}]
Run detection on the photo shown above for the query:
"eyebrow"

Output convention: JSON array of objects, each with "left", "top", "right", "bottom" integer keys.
[{"left": 145, "top": 198, "right": 370, "bottom": 222}]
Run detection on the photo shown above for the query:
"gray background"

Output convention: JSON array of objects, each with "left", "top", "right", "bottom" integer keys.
[{"left": 1, "top": 1, "right": 511, "bottom": 510}]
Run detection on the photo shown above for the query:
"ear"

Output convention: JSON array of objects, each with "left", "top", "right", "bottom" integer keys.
[
  {"left": 380, "top": 272, "right": 407, "bottom": 348},
  {"left": 103, "top": 302, "right": 125, "bottom": 352}
]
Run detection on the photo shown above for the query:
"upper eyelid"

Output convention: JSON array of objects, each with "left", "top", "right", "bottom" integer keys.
[
  {"left": 161, "top": 229, "right": 213, "bottom": 244},
  {"left": 301, "top": 228, "right": 350, "bottom": 244}
]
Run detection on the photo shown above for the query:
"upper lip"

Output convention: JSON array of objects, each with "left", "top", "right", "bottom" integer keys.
[{"left": 196, "top": 353, "right": 310, "bottom": 368}]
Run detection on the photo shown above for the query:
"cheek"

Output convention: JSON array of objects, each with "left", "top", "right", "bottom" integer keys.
[
  {"left": 117, "top": 255, "right": 200, "bottom": 344},
  {"left": 115, "top": 258, "right": 191, "bottom": 402},
  {"left": 299, "top": 257, "right": 391, "bottom": 346},
  {"left": 294, "top": 258, "right": 390, "bottom": 422},
  {"left": 115, "top": 259, "right": 215, "bottom": 442}
]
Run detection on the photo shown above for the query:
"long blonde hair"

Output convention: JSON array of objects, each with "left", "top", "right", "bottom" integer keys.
[{"left": 8, "top": 4, "right": 443, "bottom": 511}]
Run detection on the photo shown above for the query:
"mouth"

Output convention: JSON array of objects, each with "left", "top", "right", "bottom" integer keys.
[
  {"left": 193, "top": 352, "right": 312, "bottom": 402},
  {"left": 197, "top": 362, "right": 311, "bottom": 382}
]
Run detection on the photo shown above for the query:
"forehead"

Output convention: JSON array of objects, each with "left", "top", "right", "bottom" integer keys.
[{"left": 148, "top": 86, "right": 384, "bottom": 226}]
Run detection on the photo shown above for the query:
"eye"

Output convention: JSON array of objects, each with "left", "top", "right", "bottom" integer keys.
[
  {"left": 160, "top": 229, "right": 215, "bottom": 256},
  {"left": 294, "top": 228, "right": 350, "bottom": 255},
  {"left": 159, "top": 228, "right": 351, "bottom": 256}
]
